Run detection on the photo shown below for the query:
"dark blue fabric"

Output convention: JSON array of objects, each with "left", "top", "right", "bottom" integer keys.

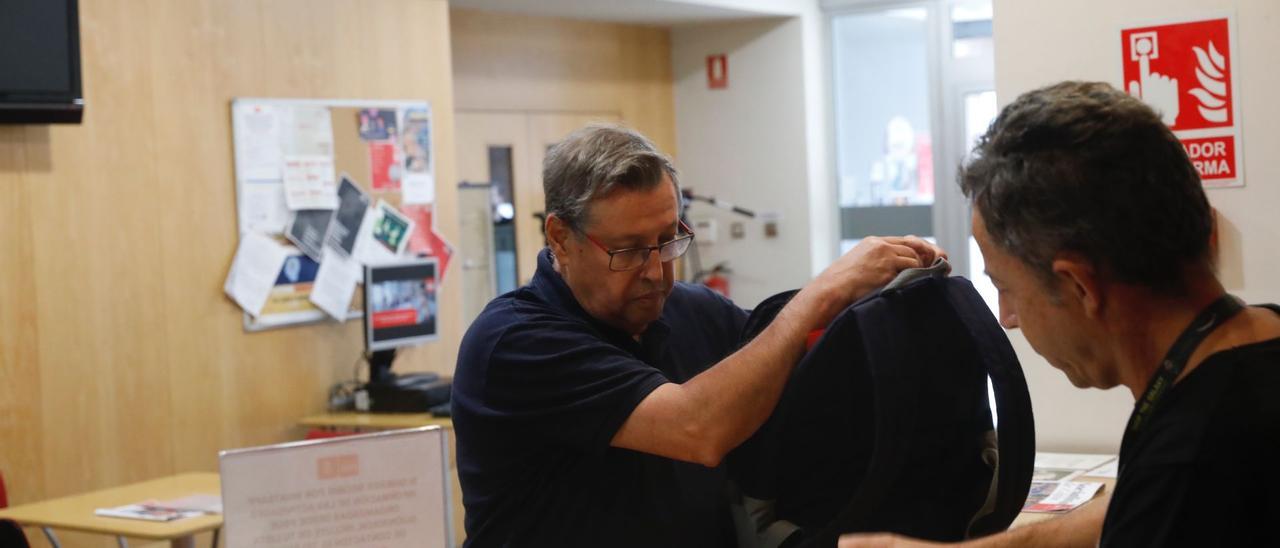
[
  {"left": 453, "top": 248, "right": 748, "bottom": 547},
  {"left": 729, "top": 275, "right": 1032, "bottom": 544}
]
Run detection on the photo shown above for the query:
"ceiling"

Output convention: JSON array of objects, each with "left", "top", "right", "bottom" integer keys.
[{"left": 448, "top": 0, "right": 802, "bottom": 25}]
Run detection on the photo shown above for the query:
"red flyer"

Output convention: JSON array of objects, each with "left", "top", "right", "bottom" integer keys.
[
  {"left": 368, "top": 142, "right": 401, "bottom": 191},
  {"left": 402, "top": 204, "right": 454, "bottom": 282}
]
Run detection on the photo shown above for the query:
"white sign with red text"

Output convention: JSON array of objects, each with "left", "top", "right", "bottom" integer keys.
[
  {"left": 1121, "top": 14, "right": 1243, "bottom": 187},
  {"left": 219, "top": 427, "right": 453, "bottom": 547}
]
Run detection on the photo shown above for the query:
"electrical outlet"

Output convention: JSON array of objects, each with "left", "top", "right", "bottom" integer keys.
[
  {"left": 759, "top": 211, "right": 781, "bottom": 238},
  {"left": 693, "top": 218, "right": 717, "bottom": 244}
]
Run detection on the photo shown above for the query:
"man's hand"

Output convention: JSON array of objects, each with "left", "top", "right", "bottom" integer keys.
[
  {"left": 612, "top": 235, "right": 944, "bottom": 467},
  {"left": 839, "top": 533, "right": 945, "bottom": 548},
  {"left": 798, "top": 236, "right": 946, "bottom": 328}
]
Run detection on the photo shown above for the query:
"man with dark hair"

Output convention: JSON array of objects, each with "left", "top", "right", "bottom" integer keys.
[
  {"left": 453, "top": 123, "right": 943, "bottom": 546},
  {"left": 843, "top": 82, "right": 1280, "bottom": 546}
]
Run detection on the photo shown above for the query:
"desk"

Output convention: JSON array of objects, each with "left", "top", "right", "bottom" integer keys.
[
  {"left": 1011, "top": 474, "right": 1116, "bottom": 528},
  {"left": 298, "top": 411, "right": 452, "bottom": 431},
  {"left": 0, "top": 472, "right": 221, "bottom": 548}
]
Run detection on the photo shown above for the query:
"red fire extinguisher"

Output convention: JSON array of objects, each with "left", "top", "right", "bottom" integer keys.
[{"left": 702, "top": 263, "right": 731, "bottom": 299}]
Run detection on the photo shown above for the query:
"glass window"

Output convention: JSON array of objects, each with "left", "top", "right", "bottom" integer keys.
[{"left": 832, "top": 6, "right": 936, "bottom": 252}]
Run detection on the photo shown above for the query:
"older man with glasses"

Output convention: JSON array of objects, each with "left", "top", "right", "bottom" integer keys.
[{"left": 452, "top": 123, "right": 943, "bottom": 547}]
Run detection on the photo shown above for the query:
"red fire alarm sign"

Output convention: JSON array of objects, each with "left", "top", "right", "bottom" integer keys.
[
  {"left": 1121, "top": 14, "right": 1243, "bottom": 187},
  {"left": 707, "top": 54, "right": 728, "bottom": 90}
]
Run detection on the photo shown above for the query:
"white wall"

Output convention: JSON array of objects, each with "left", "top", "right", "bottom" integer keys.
[
  {"left": 993, "top": 0, "right": 1280, "bottom": 452},
  {"left": 671, "top": 3, "right": 831, "bottom": 307}
]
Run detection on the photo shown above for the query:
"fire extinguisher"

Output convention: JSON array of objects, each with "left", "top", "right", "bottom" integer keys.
[{"left": 702, "top": 263, "right": 731, "bottom": 299}]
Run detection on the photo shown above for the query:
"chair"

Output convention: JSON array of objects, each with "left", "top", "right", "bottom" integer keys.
[
  {"left": 304, "top": 428, "right": 357, "bottom": 440},
  {"left": 0, "top": 471, "right": 32, "bottom": 548}
]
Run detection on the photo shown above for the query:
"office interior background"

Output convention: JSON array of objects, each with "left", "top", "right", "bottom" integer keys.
[{"left": 1, "top": 0, "right": 1277, "bottom": 546}]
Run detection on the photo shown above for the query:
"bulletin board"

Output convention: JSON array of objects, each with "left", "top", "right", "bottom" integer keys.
[{"left": 229, "top": 98, "right": 452, "bottom": 332}]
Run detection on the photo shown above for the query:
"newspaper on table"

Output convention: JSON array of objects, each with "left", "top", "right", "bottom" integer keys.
[{"left": 1022, "top": 480, "right": 1106, "bottom": 513}]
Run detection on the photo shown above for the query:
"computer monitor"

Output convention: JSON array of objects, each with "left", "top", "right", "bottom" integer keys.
[{"left": 363, "top": 257, "right": 440, "bottom": 383}]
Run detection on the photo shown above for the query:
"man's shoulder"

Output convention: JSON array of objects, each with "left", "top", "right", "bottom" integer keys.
[
  {"left": 462, "top": 287, "right": 585, "bottom": 347},
  {"left": 1134, "top": 337, "right": 1280, "bottom": 466},
  {"left": 663, "top": 282, "right": 742, "bottom": 318}
]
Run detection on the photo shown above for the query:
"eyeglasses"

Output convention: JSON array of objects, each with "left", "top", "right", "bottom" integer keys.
[{"left": 582, "top": 220, "right": 696, "bottom": 272}]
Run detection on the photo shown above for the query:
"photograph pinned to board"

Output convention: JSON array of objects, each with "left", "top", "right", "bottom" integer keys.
[
  {"left": 285, "top": 209, "right": 334, "bottom": 261},
  {"left": 354, "top": 200, "right": 415, "bottom": 265},
  {"left": 369, "top": 142, "right": 401, "bottom": 191},
  {"left": 399, "top": 106, "right": 434, "bottom": 205},
  {"left": 371, "top": 200, "right": 414, "bottom": 255},
  {"left": 325, "top": 175, "right": 371, "bottom": 257},
  {"left": 402, "top": 204, "right": 454, "bottom": 283},
  {"left": 357, "top": 108, "right": 397, "bottom": 141},
  {"left": 259, "top": 252, "right": 321, "bottom": 318},
  {"left": 281, "top": 154, "right": 337, "bottom": 210}
]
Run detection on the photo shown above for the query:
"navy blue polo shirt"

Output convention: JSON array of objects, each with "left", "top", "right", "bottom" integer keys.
[{"left": 453, "top": 248, "right": 748, "bottom": 547}]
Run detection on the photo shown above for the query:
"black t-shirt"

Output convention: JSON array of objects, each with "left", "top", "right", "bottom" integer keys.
[
  {"left": 1101, "top": 305, "right": 1280, "bottom": 546},
  {"left": 452, "top": 248, "right": 748, "bottom": 547}
]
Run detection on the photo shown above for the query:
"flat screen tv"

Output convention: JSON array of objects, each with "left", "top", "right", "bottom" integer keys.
[{"left": 0, "top": 0, "right": 84, "bottom": 124}]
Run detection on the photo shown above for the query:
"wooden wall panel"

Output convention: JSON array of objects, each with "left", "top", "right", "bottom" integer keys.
[
  {"left": 450, "top": 8, "right": 677, "bottom": 156},
  {"left": 1, "top": 4, "right": 676, "bottom": 546},
  {"left": 0, "top": 126, "right": 46, "bottom": 514},
  {"left": 0, "top": 1, "right": 457, "bottom": 546},
  {"left": 450, "top": 8, "right": 679, "bottom": 285}
]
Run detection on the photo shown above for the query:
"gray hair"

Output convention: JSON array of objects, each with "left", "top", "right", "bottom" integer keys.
[{"left": 543, "top": 123, "right": 681, "bottom": 231}]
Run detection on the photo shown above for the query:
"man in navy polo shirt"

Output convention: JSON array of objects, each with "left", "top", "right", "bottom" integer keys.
[{"left": 453, "top": 123, "right": 943, "bottom": 547}]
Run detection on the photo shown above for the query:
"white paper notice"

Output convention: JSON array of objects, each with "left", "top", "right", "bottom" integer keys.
[
  {"left": 310, "top": 249, "right": 361, "bottom": 320},
  {"left": 1023, "top": 481, "right": 1105, "bottom": 513},
  {"left": 402, "top": 172, "right": 435, "bottom": 205},
  {"left": 282, "top": 155, "right": 337, "bottom": 210},
  {"left": 240, "top": 182, "right": 291, "bottom": 235},
  {"left": 1034, "top": 453, "right": 1117, "bottom": 471},
  {"left": 1085, "top": 459, "right": 1120, "bottom": 479},
  {"left": 224, "top": 232, "right": 290, "bottom": 318},
  {"left": 286, "top": 105, "right": 334, "bottom": 157},
  {"left": 233, "top": 103, "right": 284, "bottom": 181}
]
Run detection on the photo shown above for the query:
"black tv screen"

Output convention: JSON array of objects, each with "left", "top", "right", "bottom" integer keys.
[{"left": 0, "top": 0, "right": 83, "bottom": 123}]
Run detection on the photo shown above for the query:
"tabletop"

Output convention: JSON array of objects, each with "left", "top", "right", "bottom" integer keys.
[{"left": 0, "top": 472, "right": 222, "bottom": 540}]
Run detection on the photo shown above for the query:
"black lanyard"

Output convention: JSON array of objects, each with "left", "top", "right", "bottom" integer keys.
[{"left": 1119, "top": 293, "right": 1244, "bottom": 468}]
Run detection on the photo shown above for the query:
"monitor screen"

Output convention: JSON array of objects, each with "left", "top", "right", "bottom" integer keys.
[
  {"left": 0, "top": 0, "right": 83, "bottom": 123},
  {"left": 364, "top": 258, "right": 439, "bottom": 352},
  {"left": 0, "top": 0, "right": 75, "bottom": 94}
]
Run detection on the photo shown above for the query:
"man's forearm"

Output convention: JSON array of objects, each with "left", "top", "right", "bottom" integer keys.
[
  {"left": 838, "top": 493, "right": 1108, "bottom": 548},
  {"left": 612, "top": 236, "right": 938, "bottom": 465},
  {"left": 673, "top": 286, "right": 843, "bottom": 463},
  {"left": 969, "top": 493, "right": 1108, "bottom": 548}
]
